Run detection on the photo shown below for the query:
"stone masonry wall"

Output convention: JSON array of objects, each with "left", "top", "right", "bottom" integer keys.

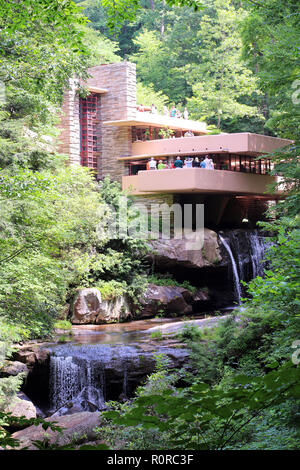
[
  {"left": 57, "top": 62, "right": 137, "bottom": 182},
  {"left": 57, "top": 79, "right": 80, "bottom": 165},
  {"left": 84, "top": 62, "right": 137, "bottom": 181},
  {"left": 132, "top": 193, "right": 176, "bottom": 231}
]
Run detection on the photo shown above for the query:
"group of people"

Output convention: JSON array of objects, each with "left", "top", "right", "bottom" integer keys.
[
  {"left": 138, "top": 103, "right": 189, "bottom": 120},
  {"left": 147, "top": 155, "right": 215, "bottom": 170},
  {"left": 164, "top": 105, "right": 189, "bottom": 120}
]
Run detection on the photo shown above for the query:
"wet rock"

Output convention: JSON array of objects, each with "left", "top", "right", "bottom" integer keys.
[
  {"left": 10, "top": 411, "right": 102, "bottom": 449},
  {"left": 0, "top": 361, "right": 29, "bottom": 378},
  {"left": 192, "top": 289, "right": 210, "bottom": 303},
  {"left": 150, "top": 228, "right": 221, "bottom": 270},
  {"left": 50, "top": 385, "right": 107, "bottom": 417},
  {"left": 147, "top": 315, "right": 230, "bottom": 335},
  {"left": 13, "top": 347, "right": 51, "bottom": 366},
  {"left": 137, "top": 284, "right": 193, "bottom": 318},
  {"left": 48, "top": 342, "right": 190, "bottom": 412}
]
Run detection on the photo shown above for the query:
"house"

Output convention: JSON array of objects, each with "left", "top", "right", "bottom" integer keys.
[{"left": 58, "top": 62, "right": 292, "bottom": 228}]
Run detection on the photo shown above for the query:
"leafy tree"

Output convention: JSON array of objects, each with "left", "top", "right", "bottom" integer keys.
[
  {"left": 240, "top": 0, "right": 300, "bottom": 139},
  {"left": 186, "top": 0, "right": 261, "bottom": 129}
]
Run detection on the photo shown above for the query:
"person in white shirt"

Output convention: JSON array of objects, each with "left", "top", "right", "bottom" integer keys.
[
  {"left": 151, "top": 104, "right": 157, "bottom": 114},
  {"left": 208, "top": 158, "right": 214, "bottom": 169},
  {"left": 149, "top": 157, "right": 157, "bottom": 170},
  {"left": 183, "top": 107, "right": 189, "bottom": 119},
  {"left": 203, "top": 156, "right": 211, "bottom": 169}
]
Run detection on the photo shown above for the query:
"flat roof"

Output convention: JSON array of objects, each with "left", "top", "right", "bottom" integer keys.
[
  {"left": 103, "top": 111, "right": 207, "bottom": 134},
  {"left": 87, "top": 86, "right": 108, "bottom": 94}
]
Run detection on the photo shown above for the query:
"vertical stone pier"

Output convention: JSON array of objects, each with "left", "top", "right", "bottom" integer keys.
[
  {"left": 57, "top": 79, "right": 81, "bottom": 166},
  {"left": 57, "top": 61, "right": 137, "bottom": 182}
]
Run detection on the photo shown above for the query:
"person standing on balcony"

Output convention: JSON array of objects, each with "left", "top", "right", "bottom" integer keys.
[
  {"left": 208, "top": 157, "right": 215, "bottom": 170},
  {"left": 157, "top": 160, "right": 166, "bottom": 169},
  {"left": 149, "top": 157, "right": 157, "bottom": 170},
  {"left": 170, "top": 105, "right": 177, "bottom": 117},
  {"left": 174, "top": 156, "right": 183, "bottom": 168},
  {"left": 203, "top": 155, "right": 214, "bottom": 169},
  {"left": 163, "top": 106, "right": 169, "bottom": 116},
  {"left": 151, "top": 104, "right": 157, "bottom": 114},
  {"left": 203, "top": 155, "right": 211, "bottom": 168},
  {"left": 200, "top": 157, "right": 206, "bottom": 168},
  {"left": 176, "top": 109, "right": 181, "bottom": 119},
  {"left": 185, "top": 157, "right": 193, "bottom": 168},
  {"left": 183, "top": 107, "right": 189, "bottom": 119},
  {"left": 193, "top": 157, "right": 200, "bottom": 168}
]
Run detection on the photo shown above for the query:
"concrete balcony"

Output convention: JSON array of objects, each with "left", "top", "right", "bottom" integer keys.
[
  {"left": 127, "top": 133, "right": 292, "bottom": 160},
  {"left": 122, "top": 168, "right": 279, "bottom": 197},
  {"left": 104, "top": 111, "right": 207, "bottom": 135}
]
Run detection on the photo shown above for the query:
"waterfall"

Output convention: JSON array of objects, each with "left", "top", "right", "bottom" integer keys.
[
  {"left": 219, "top": 230, "right": 269, "bottom": 305},
  {"left": 219, "top": 235, "right": 242, "bottom": 304},
  {"left": 49, "top": 343, "right": 141, "bottom": 415},
  {"left": 247, "top": 230, "right": 269, "bottom": 278},
  {"left": 50, "top": 355, "right": 106, "bottom": 414}
]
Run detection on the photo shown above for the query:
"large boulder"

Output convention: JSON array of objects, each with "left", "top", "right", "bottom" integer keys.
[
  {"left": 71, "top": 288, "right": 102, "bottom": 324},
  {"left": 71, "top": 288, "right": 131, "bottom": 324},
  {"left": 96, "top": 296, "right": 131, "bottom": 324},
  {"left": 13, "top": 346, "right": 51, "bottom": 367},
  {"left": 6, "top": 393, "right": 37, "bottom": 422},
  {"left": 10, "top": 411, "right": 102, "bottom": 449},
  {"left": 0, "top": 361, "right": 29, "bottom": 378},
  {"left": 137, "top": 283, "right": 193, "bottom": 318},
  {"left": 150, "top": 228, "right": 221, "bottom": 269}
]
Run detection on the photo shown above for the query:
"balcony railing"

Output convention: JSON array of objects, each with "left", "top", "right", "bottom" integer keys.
[{"left": 122, "top": 168, "right": 279, "bottom": 197}]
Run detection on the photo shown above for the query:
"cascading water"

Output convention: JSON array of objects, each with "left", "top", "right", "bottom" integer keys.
[
  {"left": 247, "top": 230, "right": 270, "bottom": 278},
  {"left": 49, "top": 344, "right": 139, "bottom": 415},
  {"left": 219, "top": 235, "right": 242, "bottom": 304},
  {"left": 219, "top": 230, "right": 270, "bottom": 305},
  {"left": 48, "top": 341, "right": 189, "bottom": 416}
]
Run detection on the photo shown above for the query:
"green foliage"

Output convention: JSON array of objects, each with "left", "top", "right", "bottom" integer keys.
[
  {"left": 175, "top": 322, "right": 203, "bottom": 342},
  {"left": 240, "top": 0, "right": 300, "bottom": 139},
  {"left": 186, "top": 0, "right": 262, "bottom": 129},
  {"left": 136, "top": 82, "right": 169, "bottom": 112},
  {"left": 0, "top": 412, "right": 63, "bottom": 449},
  {"left": 150, "top": 330, "right": 163, "bottom": 340},
  {"left": 101, "top": 0, "right": 204, "bottom": 34},
  {"left": 54, "top": 320, "right": 72, "bottom": 331},
  {"left": 147, "top": 274, "right": 196, "bottom": 293},
  {"left": 96, "top": 280, "right": 127, "bottom": 301},
  {"left": 104, "top": 362, "right": 300, "bottom": 450}
]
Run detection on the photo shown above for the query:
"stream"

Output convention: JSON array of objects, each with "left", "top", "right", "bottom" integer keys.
[
  {"left": 26, "top": 314, "right": 227, "bottom": 417},
  {"left": 24, "top": 229, "right": 269, "bottom": 417}
]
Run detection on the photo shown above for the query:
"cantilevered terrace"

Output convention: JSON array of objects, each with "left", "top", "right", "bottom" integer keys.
[{"left": 112, "top": 128, "right": 292, "bottom": 197}]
